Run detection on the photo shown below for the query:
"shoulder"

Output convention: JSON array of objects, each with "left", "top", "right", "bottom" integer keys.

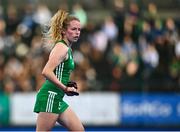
[
  {"left": 49, "top": 42, "right": 68, "bottom": 58},
  {"left": 54, "top": 42, "right": 69, "bottom": 51},
  {"left": 55, "top": 40, "right": 67, "bottom": 46}
]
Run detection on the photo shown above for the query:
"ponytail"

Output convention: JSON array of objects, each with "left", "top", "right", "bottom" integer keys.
[{"left": 49, "top": 10, "right": 68, "bottom": 42}]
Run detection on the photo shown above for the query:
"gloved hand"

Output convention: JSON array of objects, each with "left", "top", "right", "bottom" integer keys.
[{"left": 65, "top": 81, "right": 79, "bottom": 96}]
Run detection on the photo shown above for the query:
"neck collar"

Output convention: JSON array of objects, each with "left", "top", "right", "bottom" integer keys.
[{"left": 62, "top": 39, "right": 71, "bottom": 47}]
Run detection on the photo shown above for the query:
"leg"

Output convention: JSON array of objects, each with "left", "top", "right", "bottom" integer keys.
[
  {"left": 57, "top": 107, "right": 84, "bottom": 131},
  {"left": 36, "top": 112, "right": 59, "bottom": 131}
]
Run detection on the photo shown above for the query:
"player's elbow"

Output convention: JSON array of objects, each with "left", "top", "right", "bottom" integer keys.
[{"left": 42, "top": 68, "right": 48, "bottom": 77}]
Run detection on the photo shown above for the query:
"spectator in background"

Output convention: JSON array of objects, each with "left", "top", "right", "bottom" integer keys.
[
  {"left": 175, "top": 38, "right": 180, "bottom": 58},
  {"left": 33, "top": 3, "right": 52, "bottom": 27},
  {"left": 5, "top": 4, "right": 20, "bottom": 35},
  {"left": 72, "top": 3, "right": 87, "bottom": 28},
  {"left": 165, "top": 17, "right": 178, "bottom": 44},
  {"left": 0, "top": 18, "right": 6, "bottom": 51},
  {"left": 113, "top": 0, "right": 125, "bottom": 42},
  {"left": 144, "top": 2, "right": 159, "bottom": 24},
  {"left": 16, "top": 3, "right": 36, "bottom": 46},
  {"left": 102, "top": 15, "right": 118, "bottom": 42},
  {"left": 121, "top": 35, "right": 139, "bottom": 71},
  {"left": 139, "top": 37, "right": 159, "bottom": 80}
]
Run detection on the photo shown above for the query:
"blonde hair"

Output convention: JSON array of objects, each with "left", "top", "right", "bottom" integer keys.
[{"left": 42, "top": 9, "right": 80, "bottom": 50}]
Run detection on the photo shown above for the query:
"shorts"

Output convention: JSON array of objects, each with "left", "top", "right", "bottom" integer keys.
[{"left": 33, "top": 80, "right": 69, "bottom": 114}]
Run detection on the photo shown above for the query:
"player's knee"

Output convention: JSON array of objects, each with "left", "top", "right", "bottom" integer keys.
[
  {"left": 36, "top": 123, "right": 53, "bottom": 131},
  {"left": 77, "top": 124, "right": 85, "bottom": 131},
  {"left": 36, "top": 126, "right": 51, "bottom": 131},
  {"left": 69, "top": 123, "right": 84, "bottom": 131},
  {"left": 80, "top": 125, "right": 85, "bottom": 131}
]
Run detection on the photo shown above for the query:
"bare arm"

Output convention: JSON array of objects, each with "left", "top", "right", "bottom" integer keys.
[{"left": 42, "top": 43, "right": 68, "bottom": 91}]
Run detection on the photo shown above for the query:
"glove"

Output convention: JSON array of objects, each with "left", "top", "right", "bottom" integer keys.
[
  {"left": 67, "top": 81, "right": 78, "bottom": 89},
  {"left": 66, "top": 81, "right": 79, "bottom": 96}
]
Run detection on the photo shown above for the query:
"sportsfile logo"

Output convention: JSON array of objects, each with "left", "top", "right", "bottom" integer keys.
[
  {"left": 121, "top": 94, "right": 180, "bottom": 125},
  {"left": 122, "top": 101, "right": 172, "bottom": 117},
  {"left": 177, "top": 103, "right": 180, "bottom": 116}
]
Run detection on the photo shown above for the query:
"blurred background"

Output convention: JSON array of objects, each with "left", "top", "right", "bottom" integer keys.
[{"left": 0, "top": 0, "right": 179, "bottom": 131}]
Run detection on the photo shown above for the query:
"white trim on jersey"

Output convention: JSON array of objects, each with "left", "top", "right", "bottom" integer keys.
[{"left": 46, "top": 91, "right": 57, "bottom": 112}]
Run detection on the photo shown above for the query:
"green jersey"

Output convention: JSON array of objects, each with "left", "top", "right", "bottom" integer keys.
[
  {"left": 54, "top": 40, "right": 75, "bottom": 85},
  {"left": 33, "top": 40, "right": 75, "bottom": 114}
]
